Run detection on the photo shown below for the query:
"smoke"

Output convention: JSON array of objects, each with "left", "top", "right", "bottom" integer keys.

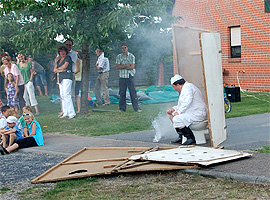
[{"left": 152, "top": 112, "right": 177, "bottom": 142}]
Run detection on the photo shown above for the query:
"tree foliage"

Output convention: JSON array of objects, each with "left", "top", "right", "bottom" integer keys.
[
  {"left": 0, "top": 14, "right": 21, "bottom": 55},
  {"left": 1, "top": 0, "right": 175, "bottom": 53}
]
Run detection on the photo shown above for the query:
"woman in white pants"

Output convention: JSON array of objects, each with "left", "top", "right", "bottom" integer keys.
[{"left": 54, "top": 46, "right": 76, "bottom": 119}]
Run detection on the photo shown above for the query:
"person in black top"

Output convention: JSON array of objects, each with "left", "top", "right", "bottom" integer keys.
[{"left": 53, "top": 46, "right": 76, "bottom": 119}]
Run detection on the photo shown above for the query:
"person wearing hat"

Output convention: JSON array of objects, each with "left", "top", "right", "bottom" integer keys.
[
  {"left": 0, "top": 116, "right": 23, "bottom": 149},
  {"left": 167, "top": 74, "right": 207, "bottom": 145}
]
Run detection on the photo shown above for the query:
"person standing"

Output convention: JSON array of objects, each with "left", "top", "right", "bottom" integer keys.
[
  {"left": 54, "top": 45, "right": 76, "bottom": 119},
  {"left": 17, "top": 54, "right": 39, "bottom": 115},
  {"left": 167, "top": 74, "right": 207, "bottom": 145},
  {"left": 27, "top": 55, "right": 48, "bottom": 96},
  {"left": 0, "top": 53, "right": 9, "bottom": 99},
  {"left": 74, "top": 51, "right": 82, "bottom": 113},
  {"left": 2, "top": 56, "right": 25, "bottom": 111},
  {"left": 94, "top": 48, "right": 110, "bottom": 106},
  {"left": 46, "top": 55, "right": 58, "bottom": 94},
  {"left": 5, "top": 73, "right": 19, "bottom": 112},
  {"left": 115, "top": 43, "right": 141, "bottom": 112},
  {"left": 65, "top": 39, "right": 79, "bottom": 105}
]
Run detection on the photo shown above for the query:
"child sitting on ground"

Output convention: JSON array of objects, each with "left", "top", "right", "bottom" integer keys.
[
  {"left": 8, "top": 108, "right": 24, "bottom": 136},
  {"left": 18, "top": 106, "right": 33, "bottom": 137},
  {"left": 0, "top": 112, "right": 44, "bottom": 155},
  {"left": 0, "top": 105, "right": 10, "bottom": 128},
  {"left": 0, "top": 116, "right": 23, "bottom": 148}
]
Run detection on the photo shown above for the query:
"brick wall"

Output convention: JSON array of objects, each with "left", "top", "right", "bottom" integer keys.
[{"left": 173, "top": 0, "right": 270, "bottom": 91}]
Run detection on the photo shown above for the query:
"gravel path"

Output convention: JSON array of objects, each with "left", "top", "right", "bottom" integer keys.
[{"left": 0, "top": 151, "right": 65, "bottom": 200}]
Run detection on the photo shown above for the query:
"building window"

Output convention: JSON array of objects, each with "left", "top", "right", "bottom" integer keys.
[
  {"left": 266, "top": 0, "right": 270, "bottom": 12},
  {"left": 230, "top": 26, "right": 241, "bottom": 58}
]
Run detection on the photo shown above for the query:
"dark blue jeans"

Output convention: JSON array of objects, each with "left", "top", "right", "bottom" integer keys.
[{"left": 119, "top": 76, "right": 140, "bottom": 111}]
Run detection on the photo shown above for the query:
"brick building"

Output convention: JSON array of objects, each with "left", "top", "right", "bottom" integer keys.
[{"left": 172, "top": 0, "right": 270, "bottom": 91}]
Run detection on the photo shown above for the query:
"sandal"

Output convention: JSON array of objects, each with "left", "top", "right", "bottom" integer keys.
[{"left": 0, "top": 145, "right": 9, "bottom": 155}]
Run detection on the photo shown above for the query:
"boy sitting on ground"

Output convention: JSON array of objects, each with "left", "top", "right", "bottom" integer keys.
[
  {"left": 0, "top": 106, "right": 10, "bottom": 128},
  {"left": 8, "top": 108, "right": 24, "bottom": 135},
  {"left": 0, "top": 112, "right": 44, "bottom": 155},
  {"left": 0, "top": 116, "right": 23, "bottom": 148}
]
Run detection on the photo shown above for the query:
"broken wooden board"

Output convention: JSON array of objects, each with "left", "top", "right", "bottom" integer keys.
[
  {"left": 130, "top": 146, "right": 252, "bottom": 166},
  {"left": 32, "top": 147, "right": 197, "bottom": 184}
]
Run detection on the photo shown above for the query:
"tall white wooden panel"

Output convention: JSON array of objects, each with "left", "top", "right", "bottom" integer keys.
[{"left": 200, "top": 32, "right": 227, "bottom": 146}]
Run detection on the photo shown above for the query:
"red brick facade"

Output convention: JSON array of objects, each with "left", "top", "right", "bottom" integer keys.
[{"left": 173, "top": 0, "right": 270, "bottom": 91}]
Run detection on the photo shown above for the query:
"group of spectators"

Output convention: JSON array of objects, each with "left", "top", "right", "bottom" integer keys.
[
  {"left": 0, "top": 39, "right": 209, "bottom": 155},
  {"left": 0, "top": 40, "right": 143, "bottom": 119},
  {"left": 0, "top": 40, "right": 144, "bottom": 155},
  {"left": 0, "top": 53, "right": 43, "bottom": 115}
]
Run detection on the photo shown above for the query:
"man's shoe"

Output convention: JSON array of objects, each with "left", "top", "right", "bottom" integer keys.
[
  {"left": 171, "top": 138, "right": 182, "bottom": 144},
  {"left": 0, "top": 145, "right": 9, "bottom": 155},
  {"left": 136, "top": 109, "right": 142, "bottom": 112},
  {"left": 182, "top": 139, "right": 196, "bottom": 145}
]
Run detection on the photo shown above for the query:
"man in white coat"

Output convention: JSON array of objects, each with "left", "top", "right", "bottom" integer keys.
[{"left": 167, "top": 74, "right": 207, "bottom": 145}]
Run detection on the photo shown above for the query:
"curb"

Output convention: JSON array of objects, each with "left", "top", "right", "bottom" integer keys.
[{"left": 183, "top": 168, "right": 270, "bottom": 185}]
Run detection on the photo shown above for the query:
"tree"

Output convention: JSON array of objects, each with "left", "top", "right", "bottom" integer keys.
[
  {"left": 0, "top": 0, "right": 177, "bottom": 114},
  {"left": 0, "top": 14, "right": 21, "bottom": 56}
]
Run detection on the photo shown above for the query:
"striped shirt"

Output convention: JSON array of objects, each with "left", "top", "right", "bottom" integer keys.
[
  {"left": 96, "top": 53, "right": 110, "bottom": 73},
  {"left": 115, "top": 52, "right": 136, "bottom": 78}
]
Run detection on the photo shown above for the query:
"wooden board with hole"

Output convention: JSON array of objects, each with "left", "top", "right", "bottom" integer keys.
[
  {"left": 31, "top": 147, "right": 197, "bottom": 184},
  {"left": 129, "top": 146, "right": 252, "bottom": 166}
]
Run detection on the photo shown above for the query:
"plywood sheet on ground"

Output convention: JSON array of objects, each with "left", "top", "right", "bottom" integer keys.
[
  {"left": 130, "top": 146, "right": 252, "bottom": 166},
  {"left": 32, "top": 147, "right": 197, "bottom": 184}
]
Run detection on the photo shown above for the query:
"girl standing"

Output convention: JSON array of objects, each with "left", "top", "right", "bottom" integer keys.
[{"left": 5, "top": 73, "right": 19, "bottom": 112}]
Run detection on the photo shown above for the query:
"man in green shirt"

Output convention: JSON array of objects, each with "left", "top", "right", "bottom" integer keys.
[{"left": 116, "top": 43, "right": 141, "bottom": 112}]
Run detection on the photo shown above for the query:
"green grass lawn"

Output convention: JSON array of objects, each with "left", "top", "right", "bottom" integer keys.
[
  {"left": 225, "top": 91, "right": 270, "bottom": 118},
  {"left": 35, "top": 91, "right": 269, "bottom": 137},
  {"left": 18, "top": 172, "right": 270, "bottom": 200}
]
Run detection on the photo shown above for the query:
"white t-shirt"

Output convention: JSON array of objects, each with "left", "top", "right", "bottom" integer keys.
[
  {"left": 0, "top": 116, "right": 7, "bottom": 128},
  {"left": 68, "top": 49, "right": 78, "bottom": 73}
]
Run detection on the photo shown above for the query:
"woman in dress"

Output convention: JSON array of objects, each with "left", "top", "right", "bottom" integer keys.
[
  {"left": 54, "top": 46, "right": 76, "bottom": 119},
  {"left": 2, "top": 56, "right": 25, "bottom": 111},
  {"left": 17, "top": 54, "right": 39, "bottom": 115}
]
